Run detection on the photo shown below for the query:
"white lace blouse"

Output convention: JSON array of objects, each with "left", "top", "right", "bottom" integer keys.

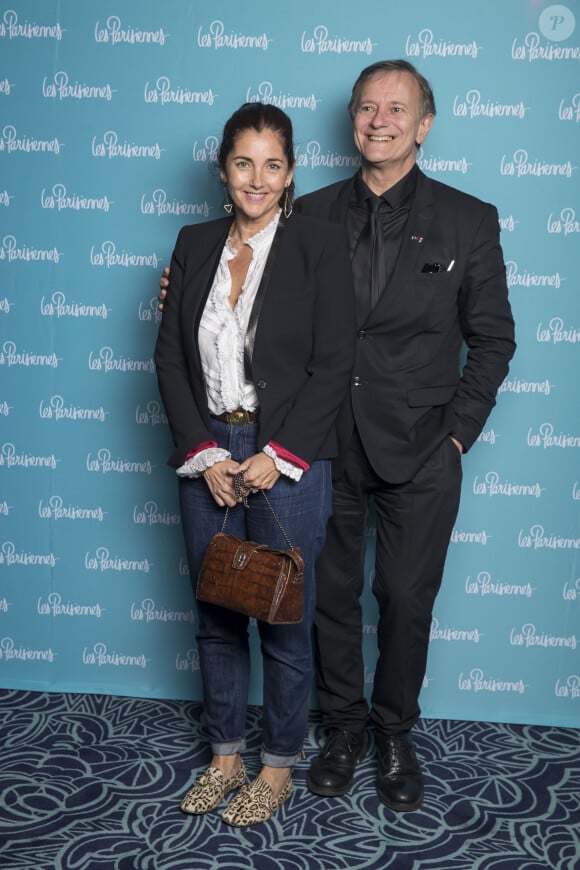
[
  {"left": 199, "top": 213, "right": 279, "bottom": 416},
  {"left": 177, "top": 211, "right": 303, "bottom": 482}
]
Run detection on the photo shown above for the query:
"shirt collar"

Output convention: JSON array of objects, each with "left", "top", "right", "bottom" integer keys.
[{"left": 352, "top": 164, "right": 418, "bottom": 210}]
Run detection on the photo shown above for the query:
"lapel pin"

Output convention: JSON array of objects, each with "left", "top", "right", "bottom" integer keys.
[{"left": 411, "top": 234, "right": 424, "bottom": 243}]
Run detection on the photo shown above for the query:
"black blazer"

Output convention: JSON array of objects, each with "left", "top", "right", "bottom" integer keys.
[
  {"left": 155, "top": 213, "right": 356, "bottom": 468},
  {"left": 296, "top": 170, "right": 516, "bottom": 483}
]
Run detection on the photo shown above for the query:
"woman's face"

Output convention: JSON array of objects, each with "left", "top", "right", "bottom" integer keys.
[{"left": 220, "top": 127, "right": 293, "bottom": 231}]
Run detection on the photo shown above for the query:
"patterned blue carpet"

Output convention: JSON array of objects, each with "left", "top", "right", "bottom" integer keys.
[{"left": 0, "top": 690, "right": 578, "bottom": 869}]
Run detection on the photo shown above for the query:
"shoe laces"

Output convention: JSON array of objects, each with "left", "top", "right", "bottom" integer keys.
[
  {"left": 323, "top": 729, "right": 361, "bottom": 757},
  {"left": 378, "top": 734, "right": 417, "bottom": 768}
]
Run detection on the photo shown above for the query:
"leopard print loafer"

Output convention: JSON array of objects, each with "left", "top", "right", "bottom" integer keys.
[
  {"left": 180, "top": 760, "right": 247, "bottom": 814},
  {"left": 221, "top": 775, "right": 292, "bottom": 827}
]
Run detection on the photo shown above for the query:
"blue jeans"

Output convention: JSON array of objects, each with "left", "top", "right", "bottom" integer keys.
[{"left": 179, "top": 419, "right": 332, "bottom": 767}]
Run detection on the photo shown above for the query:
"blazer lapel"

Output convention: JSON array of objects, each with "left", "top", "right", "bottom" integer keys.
[
  {"left": 244, "top": 217, "right": 286, "bottom": 380},
  {"left": 400, "top": 171, "right": 435, "bottom": 276},
  {"left": 183, "top": 219, "right": 232, "bottom": 329},
  {"left": 330, "top": 176, "right": 356, "bottom": 223}
]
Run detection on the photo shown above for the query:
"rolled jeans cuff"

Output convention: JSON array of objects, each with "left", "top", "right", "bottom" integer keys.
[
  {"left": 210, "top": 737, "right": 247, "bottom": 756},
  {"left": 261, "top": 747, "right": 305, "bottom": 768}
]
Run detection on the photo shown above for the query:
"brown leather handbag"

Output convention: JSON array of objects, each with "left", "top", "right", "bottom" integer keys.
[{"left": 196, "top": 488, "right": 304, "bottom": 625}]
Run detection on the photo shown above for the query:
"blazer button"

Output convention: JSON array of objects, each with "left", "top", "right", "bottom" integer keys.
[
  {"left": 358, "top": 329, "right": 366, "bottom": 340},
  {"left": 256, "top": 379, "right": 267, "bottom": 389},
  {"left": 353, "top": 376, "right": 361, "bottom": 387}
]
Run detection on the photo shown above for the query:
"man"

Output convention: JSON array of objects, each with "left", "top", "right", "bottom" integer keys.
[
  {"left": 295, "top": 60, "right": 514, "bottom": 812},
  {"left": 158, "top": 60, "right": 515, "bottom": 812}
]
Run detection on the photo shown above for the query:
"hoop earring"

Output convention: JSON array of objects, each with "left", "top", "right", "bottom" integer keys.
[
  {"left": 223, "top": 185, "right": 233, "bottom": 215},
  {"left": 283, "top": 187, "right": 293, "bottom": 219}
]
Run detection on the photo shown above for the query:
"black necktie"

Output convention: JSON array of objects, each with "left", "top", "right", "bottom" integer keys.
[
  {"left": 369, "top": 197, "right": 386, "bottom": 309},
  {"left": 353, "top": 197, "right": 386, "bottom": 320}
]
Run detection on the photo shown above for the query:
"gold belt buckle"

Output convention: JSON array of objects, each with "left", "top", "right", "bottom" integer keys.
[{"left": 229, "top": 408, "right": 248, "bottom": 425}]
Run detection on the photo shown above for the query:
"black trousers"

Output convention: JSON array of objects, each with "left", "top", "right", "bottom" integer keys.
[{"left": 313, "top": 428, "right": 462, "bottom": 735}]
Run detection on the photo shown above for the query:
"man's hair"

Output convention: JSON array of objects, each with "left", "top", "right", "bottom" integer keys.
[{"left": 348, "top": 60, "right": 436, "bottom": 119}]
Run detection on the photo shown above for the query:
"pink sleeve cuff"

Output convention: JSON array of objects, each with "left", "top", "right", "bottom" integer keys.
[
  {"left": 185, "top": 441, "right": 218, "bottom": 460},
  {"left": 267, "top": 441, "right": 310, "bottom": 471}
]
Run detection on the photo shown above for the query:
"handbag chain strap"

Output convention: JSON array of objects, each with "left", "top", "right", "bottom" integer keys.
[{"left": 220, "top": 471, "right": 295, "bottom": 550}]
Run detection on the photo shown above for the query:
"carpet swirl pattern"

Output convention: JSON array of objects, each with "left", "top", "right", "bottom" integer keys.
[{"left": 0, "top": 690, "right": 578, "bottom": 869}]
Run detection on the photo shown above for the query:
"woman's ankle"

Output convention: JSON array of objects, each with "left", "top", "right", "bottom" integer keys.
[
  {"left": 258, "top": 765, "right": 291, "bottom": 794},
  {"left": 211, "top": 753, "right": 242, "bottom": 777}
]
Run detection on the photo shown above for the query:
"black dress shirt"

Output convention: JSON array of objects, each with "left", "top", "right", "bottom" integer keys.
[{"left": 348, "top": 165, "right": 418, "bottom": 322}]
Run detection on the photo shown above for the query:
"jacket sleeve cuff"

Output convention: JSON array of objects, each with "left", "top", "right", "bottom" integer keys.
[
  {"left": 267, "top": 441, "right": 310, "bottom": 471},
  {"left": 184, "top": 441, "right": 218, "bottom": 460}
]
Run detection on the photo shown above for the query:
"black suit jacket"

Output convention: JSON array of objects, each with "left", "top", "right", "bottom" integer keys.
[
  {"left": 296, "top": 170, "right": 516, "bottom": 483},
  {"left": 155, "top": 213, "right": 356, "bottom": 468}
]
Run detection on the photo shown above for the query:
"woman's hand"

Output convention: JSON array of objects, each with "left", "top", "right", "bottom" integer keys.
[
  {"left": 203, "top": 459, "right": 242, "bottom": 507},
  {"left": 232, "top": 453, "right": 280, "bottom": 494},
  {"left": 158, "top": 267, "right": 170, "bottom": 311},
  {"left": 450, "top": 437, "right": 464, "bottom": 455}
]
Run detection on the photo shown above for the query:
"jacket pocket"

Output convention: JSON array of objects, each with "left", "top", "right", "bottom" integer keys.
[{"left": 407, "top": 385, "right": 457, "bottom": 407}]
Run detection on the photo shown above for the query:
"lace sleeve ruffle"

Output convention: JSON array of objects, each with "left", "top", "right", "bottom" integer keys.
[
  {"left": 262, "top": 444, "right": 303, "bottom": 481},
  {"left": 176, "top": 447, "right": 231, "bottom": 478}
]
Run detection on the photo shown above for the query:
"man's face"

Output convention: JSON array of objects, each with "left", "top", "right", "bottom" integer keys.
[{"left": 352, "top": 71, "right": 434, "bottom": 179}]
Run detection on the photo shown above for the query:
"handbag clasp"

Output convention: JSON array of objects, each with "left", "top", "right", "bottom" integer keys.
[{"left": 233, "top": 544, "right": 254, "bottom": 570}]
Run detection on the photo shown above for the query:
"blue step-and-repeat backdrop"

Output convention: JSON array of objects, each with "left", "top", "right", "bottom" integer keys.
[{"left": 1, "top": 0, "right": 579, "bottom": 727}]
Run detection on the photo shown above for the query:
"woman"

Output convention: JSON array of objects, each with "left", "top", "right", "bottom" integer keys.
[{"left": 155, "top": 102, "right": 355, "bottom": 827}]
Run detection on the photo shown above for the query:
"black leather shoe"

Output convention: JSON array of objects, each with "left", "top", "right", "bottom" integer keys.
[
  {"left": 307, "top": 729, "right": 365, "bottom": 796},
  {"left": 375, "top": 732, "right": 424, "bottom": 811}
]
